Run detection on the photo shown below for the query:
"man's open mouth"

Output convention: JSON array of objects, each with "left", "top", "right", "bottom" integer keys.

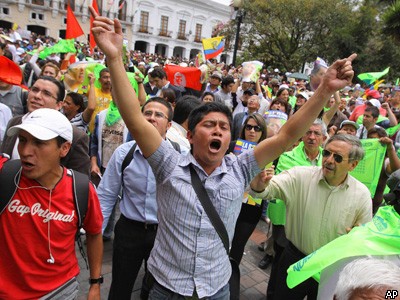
[{"left": 210, "top": 140, "right": 221, "bottom": 151}]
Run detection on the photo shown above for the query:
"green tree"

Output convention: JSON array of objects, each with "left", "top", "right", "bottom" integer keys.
[
  {"left": 382, "top": 0, "right": 400, "bottom": 42},
  {"left": 228, "top": 0, "right": 355, "bottom": 70}
]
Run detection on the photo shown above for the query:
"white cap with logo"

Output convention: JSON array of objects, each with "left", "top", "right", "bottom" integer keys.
[{"left": 7, "top": 108, "right": 73, "bottom": 142}]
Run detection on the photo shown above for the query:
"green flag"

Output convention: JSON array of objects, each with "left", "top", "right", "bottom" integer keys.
[
  {"left": 357, "top": 67, "right": 390, "bottom": 85},
  {"left": 350, "top": 139, "right": 386, "bottom": 197},
  {"left": 286, "top": 205, "right": 400, "bottom": 288},
  {"left": 386, "top": 123, "right": 400, "bottom": 137},
  {"left": 39, "top": 39, "right": 77, "bottom": 59}
]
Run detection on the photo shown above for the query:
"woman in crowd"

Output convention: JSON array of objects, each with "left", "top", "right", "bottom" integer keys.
[
  {"left": 228, "top": 113, "right": 269, "bottom": 265},
  {"left": 269, "top": 98, "right": 292, "bottom": 116},
  {"left": 63, "top": 91, "right": 95, "bottom": 133},
  {"left": 275, "top": 87, "right": 290, "bottom": 103},
  {"left": 201, "top": 92, "right": 215, "bottom": 103}
]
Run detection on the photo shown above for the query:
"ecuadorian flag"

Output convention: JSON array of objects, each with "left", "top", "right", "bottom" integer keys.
[{"left": 202, "top": 36, "right": 225, "bottom": 60}]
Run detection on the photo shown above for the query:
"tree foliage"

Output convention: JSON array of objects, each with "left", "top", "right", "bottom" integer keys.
[
  {"left": 221, "top": 0, "right": 400, "bottom": 81},
  {"left": 382, "top": 0, "right": 400, "bottom": 42},
  {"left": 227, "top": 0, "right": 354, "bottom": 70}
]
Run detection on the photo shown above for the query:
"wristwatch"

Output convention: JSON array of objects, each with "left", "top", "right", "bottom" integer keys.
[{"left": 89, "top": 276, "right": 103, "bottom": 285}]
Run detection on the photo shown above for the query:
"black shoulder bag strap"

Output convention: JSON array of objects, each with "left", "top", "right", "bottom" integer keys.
[
  {"left": 71, "top": 169, "right": 90, "bottom": 270},
  {"left": 189, "top": 165, "right": 229, "bottom": 254},
  {"left": 121, "top": 142, "right": 137, "bottom": 175},
  {"left": 0, "top": 159, "right": 22, "bottom": 214},
  {"left": 71, "top": 170, "right": 89, "bottom": 229}
]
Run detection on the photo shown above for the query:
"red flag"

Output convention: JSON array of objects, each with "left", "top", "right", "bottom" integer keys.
[
  {"left": 164, "top": 65, "right": 202, "bottom": 91},
  {"left": 118, "top": 0, "right": 126, "bottom": 10},
  {"left": 66, "top": 4, "right": 84, "bottom": 39},
  {"left": 90, "top": 0, "right": 99, "bottom": 51}
]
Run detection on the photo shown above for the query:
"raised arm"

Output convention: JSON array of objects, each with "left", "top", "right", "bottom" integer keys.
[
  {"left": 89, "top": 7, "right": 161, "bottom": 157},
  {"left": 254, "top": 54, "right": 357, "bottom": 168},
  {"left": 382, "top": 102, "right": 398, "bottom": 127},
  {"left": 82, "top": 73, "right": 96, "bottom": 123},
  {"left": 135, "top": 72, "right": 147, "bottom": 106},
  {"left": 322, "top": 91, "right": 340, "bottom": 126}
]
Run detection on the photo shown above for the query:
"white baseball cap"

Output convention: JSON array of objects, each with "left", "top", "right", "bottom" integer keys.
[
  {"left": 7, "top": 108, "right": 73, "bottom": 142},
  {"left": 296, "top": 91, "right": 309, "bottom": 101},
  {"left": 367, "top": 99, "right": 381, "bottom": 109}
]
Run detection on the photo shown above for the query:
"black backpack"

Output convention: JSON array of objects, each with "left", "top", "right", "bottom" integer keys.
[{"left": 0, "top": 159, "right": 90, "bottom": 268}]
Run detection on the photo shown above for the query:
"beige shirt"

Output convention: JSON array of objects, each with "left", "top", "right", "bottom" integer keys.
[{"left": 255, "top": 166, "right": 372, "bottom": 255}]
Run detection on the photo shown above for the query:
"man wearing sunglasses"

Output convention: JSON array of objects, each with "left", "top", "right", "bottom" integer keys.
[{"left": 250, "top": 133, "right": 372, "bottom": 299}]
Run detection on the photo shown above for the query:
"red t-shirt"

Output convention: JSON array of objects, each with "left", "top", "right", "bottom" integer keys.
[{"left": 0, "top": 166, "right": 103, "bottom": 299}]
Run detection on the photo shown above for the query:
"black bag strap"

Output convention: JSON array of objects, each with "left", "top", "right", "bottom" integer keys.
[
  {"left": 189, "top": 165, "right": 229, "bottom": 255},
  {"left": 121, "top": 142, "right": 137, "bottom": 175},
  {"left": 0, "top": 159, "right": 22, "bottom": 214},
  {"left": 70, "top": 170, "right": 89, "bottom": 229},
  {"left": 121, "top": 140, "right": 181, "bottom": 175}
]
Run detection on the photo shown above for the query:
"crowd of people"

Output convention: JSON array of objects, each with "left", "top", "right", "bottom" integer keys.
[{"left": 1, "top": 8, "right": 400, "bottom": 300}]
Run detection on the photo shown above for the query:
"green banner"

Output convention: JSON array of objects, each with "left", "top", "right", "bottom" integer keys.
[
  {"left": 350, "top": 139, "right": 386, "bottom": 197},
  {"left": 386, "top": 123, "right": 400, "bottom": 137},
  {"left": 357, "top": 67, "right": 390, "bottom": 85},
  {"left": 39, "top": 39, "right": 76, "bottom": 59},
  {"left": 286, "top": 205, "right": 400, "bottom": 288}
]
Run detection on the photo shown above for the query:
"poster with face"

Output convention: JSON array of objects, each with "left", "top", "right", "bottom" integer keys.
[
  {"left": 264, "top": 110, "right": 288, "bottom": 138},
  {"left": 242, "top": 61, "right": 263, "bottom": 83},
  {"left": 63, "top": 61, "right": 107, "bottom": 93},
  {"left": 310, "top": 57, "right": 328, "bottom": 91}
]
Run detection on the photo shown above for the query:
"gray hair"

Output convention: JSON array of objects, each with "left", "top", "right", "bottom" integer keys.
[
  {"left": 312, "top": 118, "right": 327, "bottom": 136},
  {"left": 325, "top": 134, "right": 364, "bottom": 161},
  {"left": 334, "top": 258, "right": 400, "bottom": 300}
]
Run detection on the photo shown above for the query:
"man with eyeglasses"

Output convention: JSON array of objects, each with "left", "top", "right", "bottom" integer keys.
[
  {"left": 97, "top": 98, "right": 184, "bottom": 299},
  {"left": 250, "top": 133, "right": 372, "bottom": 299},
  {"left": 1, "top": 76, "right": 90, "bottom": 174}
]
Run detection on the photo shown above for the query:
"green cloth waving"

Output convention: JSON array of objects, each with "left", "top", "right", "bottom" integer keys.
[{"left": 105, "top": 101, "right": 121, "bottom": 126}]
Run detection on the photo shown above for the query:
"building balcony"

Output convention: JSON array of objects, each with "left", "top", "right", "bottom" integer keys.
[
  {"left": 136, "top": 25, "right": 153, "bottom": 34},
  {"left": 158, "top": 30, "right": 172, "bottom": 38},
  {"left": 177, "top": 33, "right": 187, "bottom": 40},
  {"left": 194, "top": 36, "right": 203, "bottom": 43}
]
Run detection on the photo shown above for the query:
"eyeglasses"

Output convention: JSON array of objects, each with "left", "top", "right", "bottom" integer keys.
[
  {"left": 143, "top": 110, "right": 168, "bottom": 120},
  {"left": 322, "top": 149, "right": 349, "bottom": 163},
  {"left": 244, "top": 124, "right": 262, "bottom": 132},
  {"left": 29, "top": 86, "right": 58, "bottom": 101}
]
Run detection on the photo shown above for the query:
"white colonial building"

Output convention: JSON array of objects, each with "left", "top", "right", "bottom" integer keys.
[{"left": 0, "top": 0, "right": 233, "bottom": 63}]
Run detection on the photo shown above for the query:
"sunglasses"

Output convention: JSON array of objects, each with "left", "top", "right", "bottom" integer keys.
[
  {"left": 245, "top": 124, "right": 262, "bottom": 132},
  {"left": 322, "top": 149, "right": 348, "bottom": 163}
]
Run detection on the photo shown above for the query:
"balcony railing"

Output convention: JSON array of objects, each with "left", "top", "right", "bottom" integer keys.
[
  {"left": 194, "top": 36, "right": 203, "bottom": 43},
  {"left": 177, "top": 33, "right": 187, "bottom": 40},
  {"left": 136, "top": 25, "right": 153, "bottom": 34},
  {"left": 158, "top": 29, "right": 172, "bottom": 38}
]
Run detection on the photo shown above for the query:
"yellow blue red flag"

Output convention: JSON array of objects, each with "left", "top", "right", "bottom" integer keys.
[{"left": 202, "top": 36, "right": 225, "bottom": 60}]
